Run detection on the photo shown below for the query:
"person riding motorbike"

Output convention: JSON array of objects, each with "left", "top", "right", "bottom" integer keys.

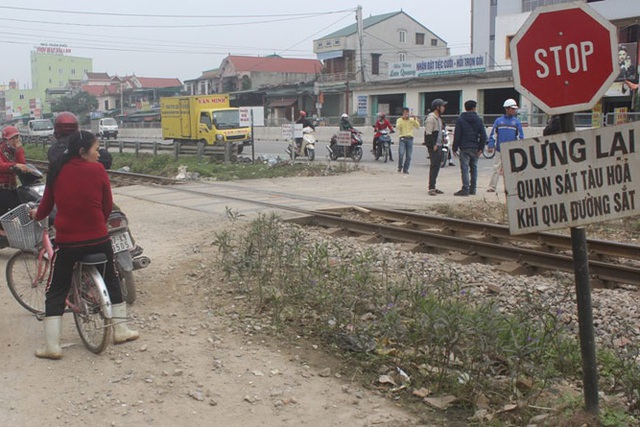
[
  {"left": 339, "top": 113, "right": 355, "bottom": 132},
  {"left": 48, "top": 112, "right": 113, "bottom": 168},
  {"left": 0, "top": 126, "right": 30, "bottom": 219},
  {"left": 294, "top": 110, "right": 315, "bottom": 152},
  {"left": 372, "top": 112, "right": 394, "bottom": 161}
]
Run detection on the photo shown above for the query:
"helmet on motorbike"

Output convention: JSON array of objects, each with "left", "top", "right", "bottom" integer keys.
[
  {"left": 430, "top": 98, "right": 448, "bottom": 110},
  {"left": 299, "top": 110, "right": 307, "bottom": 117},
  {"left": 54, "top": 112, "right": 79, "bottom": 139},
  {"left": 2, "top": 126, "right": 20, "bottom": 140},
  {"left": 341, "top": 113, "right": 349, "bottom": 119},
  {"left": 503, "top": 98, "right": 518, "bottom": 109},
  {"left": 377, "top": 112, "right": 386, "bottom": 119}
]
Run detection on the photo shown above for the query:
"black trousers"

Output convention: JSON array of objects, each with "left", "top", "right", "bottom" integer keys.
[
  {"left": 45, "top": 237, "right": 123, "bottom": 317},
  {"left": 427, "top": 145, "right": 443, "bottom": 190}
]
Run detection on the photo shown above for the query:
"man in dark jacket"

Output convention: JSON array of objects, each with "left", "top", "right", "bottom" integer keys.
[{"left": 452, "top": 100, "right": 487, "bottom": 196}]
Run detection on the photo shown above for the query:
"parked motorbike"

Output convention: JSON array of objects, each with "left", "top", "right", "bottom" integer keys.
[
  {"left": 439, "top": 127, "right": 454, "bottom": 168},
  {"left": 374, "top": 129, "right": 393, "bottom": 163},
  {"left": 327, "top": 129, "right": 363, "bottom": 162},
  {"left": 286, "top": 126, "right": 315, "bottom": 161},
  {"left": 107, "top": 209, "right": 150, "bottom": 304},
  {"left": 0, "top": 165, "right": 47, "bottom": 250},
  {"left": 0, "top": 164, "right": 149, "bottom": 304}
]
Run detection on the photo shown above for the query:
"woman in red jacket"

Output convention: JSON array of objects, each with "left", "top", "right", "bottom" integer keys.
[
  {"left": 32, "top": 130, "right": 139, "bottom": 359},
  {"left": 0, "top": 126, "right": 30, "bottom": 217},
  {"left": 372, "top": 112, "right": 394, "bottom": 161}
]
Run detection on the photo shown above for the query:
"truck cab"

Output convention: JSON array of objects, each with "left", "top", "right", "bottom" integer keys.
[
  {"left": 26, "top": 119, "right": 54, "bottom": 142},
  {"left": 198, "top": 109, "right": 252, "bottom": 153}
]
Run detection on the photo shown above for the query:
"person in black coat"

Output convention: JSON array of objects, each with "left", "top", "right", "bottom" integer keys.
[{"left": 452, "top": 100, "right": 487, "bottom": 196}]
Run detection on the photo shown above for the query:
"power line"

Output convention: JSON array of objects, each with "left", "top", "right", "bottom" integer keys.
[
  {"left": 0, "top": 28, "right": 312, "bottom": 54},
  {"left": 0, "top": 14, "right": 342, "bottom": 29},
  {"left": 0, "top": 5, "right": 355, "bottom": 19}
]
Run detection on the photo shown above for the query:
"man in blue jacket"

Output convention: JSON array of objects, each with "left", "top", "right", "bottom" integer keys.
[
  {"left": 486, "top": 98, "right": 524, "bottom": 192},
  {"left": 452, "top": 100, "right": 487, "bottom": 196}
]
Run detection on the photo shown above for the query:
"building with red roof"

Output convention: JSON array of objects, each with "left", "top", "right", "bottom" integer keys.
[{"left": 184, "top": 55, "right": 322, "bottom": 96}]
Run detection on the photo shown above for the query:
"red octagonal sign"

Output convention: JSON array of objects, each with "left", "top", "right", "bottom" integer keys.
[{"left": 511, "top": 3, "right": 619, "bottom": 115}]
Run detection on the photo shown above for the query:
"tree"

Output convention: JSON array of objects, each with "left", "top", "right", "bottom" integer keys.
[{"left": 52, "top": 91, "right": 99, "bottom": 117}]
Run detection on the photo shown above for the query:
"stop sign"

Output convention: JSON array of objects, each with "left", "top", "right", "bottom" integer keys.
[{"left": 511, "top": 3, "right": 619, "bottom": 115}]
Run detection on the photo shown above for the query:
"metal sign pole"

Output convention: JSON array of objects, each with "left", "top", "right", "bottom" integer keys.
[
  {"left": 560, "top": 113, "right": 599, "bottom": 415},
  {"left": 250, "top": 109, "right": 255, "bottom": 163}
]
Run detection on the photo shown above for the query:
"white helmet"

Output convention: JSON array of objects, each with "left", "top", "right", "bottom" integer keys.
[
  {"left": 503, "top": 98, "right": 518, "bottom": 109},
  {"left": 341, "top": 113, "right": 349, "bottom": 119}
]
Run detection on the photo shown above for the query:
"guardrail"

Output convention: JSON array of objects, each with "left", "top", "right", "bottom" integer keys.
[
  {"left": 102, "top": 139, "right": 239, "bottom": 163},
  {"left": 27, "top": 138, "right": 241, "bottom": 163}
]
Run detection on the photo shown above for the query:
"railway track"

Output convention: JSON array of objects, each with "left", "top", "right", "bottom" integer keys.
[
  {"left": 111, "top": 180, "right": 640, "bottom": 288},
  {"left": 287, "top": 207, "right": 640, "bottom": 288},
  {"left": 24, "top": 160, "right": 635, "bottom": 287},
  {"left": 26, "top": 159, "right": 178, "bottom": 187}
]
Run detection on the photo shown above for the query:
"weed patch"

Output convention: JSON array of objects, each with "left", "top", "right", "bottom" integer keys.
[{"left": 211, "top": 214, "right": 640, "bottom": 425}]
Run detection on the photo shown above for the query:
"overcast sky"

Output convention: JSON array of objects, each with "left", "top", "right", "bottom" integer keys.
[{"left": 0, "top": 0, "right": 472, "bottom": 88}]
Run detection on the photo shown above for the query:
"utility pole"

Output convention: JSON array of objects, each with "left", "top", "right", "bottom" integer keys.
[
  {"left": 120, "top": 81, "right": 124, "bottom": 115},
  {"left": 345, "top": 81, "right": 350, "bottom": 114},
  {"left": 356, "top": 5, "right": 365, "bottom": 83}
]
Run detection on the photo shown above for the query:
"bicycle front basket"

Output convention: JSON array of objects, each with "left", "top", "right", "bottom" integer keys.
[{"left": 0, "top": 204, "right": 47, "bottom": 251}]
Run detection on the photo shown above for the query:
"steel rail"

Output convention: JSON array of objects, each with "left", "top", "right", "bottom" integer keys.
[
  {"left": 349, "top": 206, "right": 640, "bottom": 261},
  {"left": 289, "top": 212, "right": 640, "bottom": 287}
]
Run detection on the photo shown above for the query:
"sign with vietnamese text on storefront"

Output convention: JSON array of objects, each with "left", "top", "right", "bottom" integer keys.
[
  {"left": 388, "top": 54, "right": 485, "bottom": 79},
  {"left": 501, "top": 123, "right": 639, "bottom": 235}
]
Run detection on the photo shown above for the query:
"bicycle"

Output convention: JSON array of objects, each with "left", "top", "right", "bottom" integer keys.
[{"left": 2, "top": 203, "right": 113, "bottom": 354}]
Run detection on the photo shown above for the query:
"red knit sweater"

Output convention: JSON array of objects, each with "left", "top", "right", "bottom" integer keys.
[
  {"left": 0, "top": 142, "right": 26, "bottom": 186},
  {"left": 35, "top": 158, "right": 112, "bottom": 243}
]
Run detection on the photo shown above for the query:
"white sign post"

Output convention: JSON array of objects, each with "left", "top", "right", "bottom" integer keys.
[
  {"left": 336, "top": 131, "right": 352, "bottom": 146},
  {"left": 509, "top": 3, "right": 624, "bottom": 413},
  {"left": 502, "top": 123, "right": 639, "bottom": 235},
  {"left": 281, "top": 124, "right": 292, "bottom": 140},
  {"left": 239, "top": 107, "right": 265, "bottom": 127}
]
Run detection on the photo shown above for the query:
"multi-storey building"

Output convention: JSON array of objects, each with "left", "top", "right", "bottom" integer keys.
[{"left": 3, "top": 46, "right": 92, "bottom": 120}]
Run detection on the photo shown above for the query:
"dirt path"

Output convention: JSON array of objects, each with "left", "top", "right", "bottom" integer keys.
[{"left": 0, "top": 192, "right": 427, "bottom": 427}]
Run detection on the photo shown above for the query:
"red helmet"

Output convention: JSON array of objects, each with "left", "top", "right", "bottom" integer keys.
[
  {"left": 54, "top": 112, "right": 79, "bottom": 138},
  {"left": 2, "top": 126, "right": 20, "bottom": 140},
  {"left": 299, "top": 110, "right": 307, "bottom": 117}
]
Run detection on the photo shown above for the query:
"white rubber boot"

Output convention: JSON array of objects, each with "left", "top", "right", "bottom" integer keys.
[
  {"left": 112, "top": 303, "right": 139, "bottom": 344},
  {"left": 35, "top": 316, "right": 63, "bottom": 360}
]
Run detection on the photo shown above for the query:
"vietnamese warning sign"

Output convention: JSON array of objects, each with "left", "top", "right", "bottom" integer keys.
[{"left": 501, "top": 122, "right": 639, "bottom": 234}]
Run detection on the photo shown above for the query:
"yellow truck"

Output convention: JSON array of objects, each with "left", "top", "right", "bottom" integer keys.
[{"left": 160, "top": 94, "right": 252, "bottom": 154}]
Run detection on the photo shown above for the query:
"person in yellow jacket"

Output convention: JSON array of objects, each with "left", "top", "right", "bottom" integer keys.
[{"left": 395, "top": 107, "right": 420, "bottom": 174}]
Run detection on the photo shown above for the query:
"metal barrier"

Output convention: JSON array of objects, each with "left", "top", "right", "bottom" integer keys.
[{"left": 102, "top": 139, "right": 238, "bottom": 163}]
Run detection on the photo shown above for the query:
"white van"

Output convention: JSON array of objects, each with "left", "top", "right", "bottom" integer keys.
[{"left": 91, "top": 117, "right": 119, "bottom": 139}]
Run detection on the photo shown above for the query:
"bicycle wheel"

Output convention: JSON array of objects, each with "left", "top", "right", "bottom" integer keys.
[
  {"left": 483, "top": 146, "right": 496, "bottom": 159},
  {"left": 73, "top": 265, "right": 112, "bottom": 354},
  {"left": 6, "top": 250, "right": 47, "bottom": 314}
]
